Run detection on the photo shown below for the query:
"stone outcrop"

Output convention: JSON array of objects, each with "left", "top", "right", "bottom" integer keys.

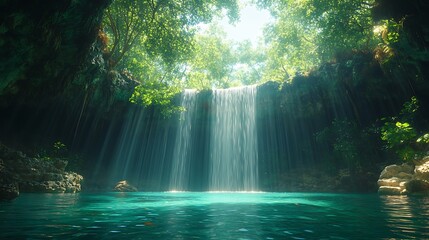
[
  {"left": 414, "top": 157, "right": 429, "bottom": 180},
  {"left": 378, "top": 156, "right": 429, "bottom": 195},
  {"left": 113, "top": 180, "right": 138, "bottom": 192},
  {"left": 0, "top": 144, "right": 83, "bottom": 201}
]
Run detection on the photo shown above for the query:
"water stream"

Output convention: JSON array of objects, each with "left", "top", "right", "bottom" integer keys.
[
  {"left": 103, "top": 86, "right": 260, "bottom": 191},
  {"left": 170, "top": 89, "right": 198, "bottom": 191},
  {"left": 209, "top": 86, "right": 258, "bottom": 191}
]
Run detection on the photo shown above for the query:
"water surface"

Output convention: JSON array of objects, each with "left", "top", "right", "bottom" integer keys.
[{"left": 1, "top": 192, "right": 428, "bottom": 239}]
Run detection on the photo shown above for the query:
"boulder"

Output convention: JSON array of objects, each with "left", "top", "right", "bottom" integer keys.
[
  {"left": 378, "top": 156, "right": 429, "bottom": 195},
  {"left": 404, "top": 179, "right": 429, "bottom": 193},
  {"left": 414, "top": 160, "right": 429, "bottom": 181},
  {"left": 377, "top": 164, "right": 414, "bottom": 195},
  {"left": 64, "top": 172, "right": 84, "bottom": 193},
  {"left": 113, "top": 180, "right": 138, "bottom": 192},
  {"left": 379, "top": 164, "right": 413, "bottom": 179}
]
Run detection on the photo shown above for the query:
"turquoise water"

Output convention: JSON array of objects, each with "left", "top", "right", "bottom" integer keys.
[{"left": 1, "top": 192, "right": 428, "bottom": 239}]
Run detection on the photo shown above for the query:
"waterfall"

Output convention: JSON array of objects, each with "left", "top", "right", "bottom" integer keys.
[
  {"left": 170, "top": 90, "right": 198, "bottom": 191},
  {"left": 209, "top": 85, "right": 259, "bottom": 191},
  {"left": 102, "top": 86, "right": 259, "bottom": 191}
]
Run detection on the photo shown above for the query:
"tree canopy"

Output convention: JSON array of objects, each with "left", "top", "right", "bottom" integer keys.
[
  {"left": 103, "top": 0, "right": 239, "bottom": 70},
  {"left": 101, "top": 0, "right": 240, "bottom": 114},
  {"left": 183, "top": 24, "right": 267, "bottom": 89},
  {"left": 259, "top": 0, "right": 377, "bottom": 82},
  {"left": 100, "top": 0, "right": 388, "bottom": 114}
]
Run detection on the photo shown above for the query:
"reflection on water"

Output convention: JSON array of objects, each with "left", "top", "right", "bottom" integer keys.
[
  {"left": 1, "top": 193, "right": 428, "bottom": 239},
  {"left": 380, "top": 195, "right": 429, "bottom": 239}
]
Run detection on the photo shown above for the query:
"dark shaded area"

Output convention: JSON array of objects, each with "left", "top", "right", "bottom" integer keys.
[{"left": 0, "top": 0, "right": 111, "bottom": 102}]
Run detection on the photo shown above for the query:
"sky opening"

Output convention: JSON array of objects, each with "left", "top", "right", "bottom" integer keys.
[{"left": 200, "top": 0, "right": 273, "bottom": 45}]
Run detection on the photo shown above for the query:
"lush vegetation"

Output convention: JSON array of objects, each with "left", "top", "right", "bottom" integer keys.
[
  {"left": 259, "top": 0, "right": 377, "bottom": 82},
  {"left": 381, "top": 97, "right": 429, "bottom": 162},
  {"left": 101, "top": 0, "right": 240, "bottom": 113},
  {"left": 99, "top": 0, "right": 386, "bottom": 113},
  {"left": 102, "top": 0, "right": 381, "bottom": 89}
]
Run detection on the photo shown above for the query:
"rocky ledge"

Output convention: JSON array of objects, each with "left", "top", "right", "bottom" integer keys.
[
  {"left": 378, "top": 156, "right": 429, "bottom": 195},
  {"left": 0, "top": 144, "right": 83, "bottom": 201}
]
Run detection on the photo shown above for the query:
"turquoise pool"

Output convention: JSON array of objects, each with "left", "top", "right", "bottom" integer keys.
[{"left": 1, "top": 192, "right": 428, "bottom": 239}]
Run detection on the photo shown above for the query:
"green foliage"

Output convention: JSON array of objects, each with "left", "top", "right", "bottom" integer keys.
[
  {"left": 102, "top": 0, "right": 240, "bottom": 115},
  {"left": 381, "top": 19, "right": 401, "bottom": 44},
  {"left": 129, "top": 82, "right": 184, "bottom": 117},
  {"left": 373, "top": 16, "right": 429, "bottom": 79},
  {"left": 53, "top": 141, "right": 67, "bottom": 157},
  {"left": 373, "top": 18, "right": 403, "bottom": 63},
  {"left": 36, "top": 141, "right": 68, "bottom": 162},
  {"left": 331, "top": 120, "right": 360, "bottom": 169},
  {"left": 103, "top": 0, "right": 239, "bottom": 69},
  {"left": 232, "top": 40, "right": 267, "bottom": 85},
  {"left": 103, "top": 0, "right": 381, "bottom": 105},
  {"left": 381, "top": 122, "right": 416, "bottom": 148},
  {"left": 380, "top": 96, "right": 428, "bottom": 162},
  {"left": 417, "top": 134, "right": 429, "bottom": 144},
  {"left": 183, "top": 25, "right": 266, "bottom": 89},
  {"left": 260, "top": 0, "right": 378, "bottom": 82},
  {"left": 400, "top": 96, "right": 419, "bottom": 120},
  {"left": 316, "top": 119, "right": 377, "bottom": 171},
  {"left": 185, "top": 27, "right": 235, "bottom": 89}
]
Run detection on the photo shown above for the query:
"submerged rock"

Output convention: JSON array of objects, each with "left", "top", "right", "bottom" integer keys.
[
  {"left": 378, "top": 157, "right": 429, "bottom": 195},
  {"left": 113, "top": 180, "right": 138, "bottom": 192},
  {"left": 378, "top": 163, "right": 413, "bottom": 195}
]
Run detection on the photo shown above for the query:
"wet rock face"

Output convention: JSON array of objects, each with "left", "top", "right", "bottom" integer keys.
[
  {"left": 378, "top": 157, "right": 429, "bottom": 195},
  {"left": 0, "top": 0, "right": 110, "bottom": 101},
  {"left": 0, "top": 144, "right": 84, "bottom": 200}
]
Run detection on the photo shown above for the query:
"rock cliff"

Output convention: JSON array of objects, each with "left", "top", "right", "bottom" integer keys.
[{"left": 0, "top": 144, "right": 83, "bottom": 201}]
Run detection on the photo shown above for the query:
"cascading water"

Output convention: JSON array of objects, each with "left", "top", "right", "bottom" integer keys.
[
  {"left": 169, "top": 89, "right": 198, "bottom": 191},
  {"left": 99, "top": 86, "right": 259, "bottom": 191},
  {"left": 209, "top": 85, "right": 258, "bottom": 191}
]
